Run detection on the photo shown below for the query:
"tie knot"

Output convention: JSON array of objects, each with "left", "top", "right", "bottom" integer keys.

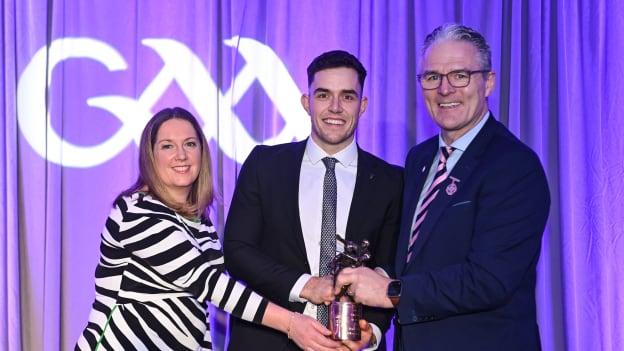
[
  {"left": 322, "top": 157, "right": 338, "bottom": 170},
  {"left": 440, "top": 146, "right": 454, "bottom": 161}
]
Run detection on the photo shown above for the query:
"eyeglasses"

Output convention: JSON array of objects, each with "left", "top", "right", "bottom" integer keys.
[{"left": 417, "top": 70, "right": 490, "bottom": 90}]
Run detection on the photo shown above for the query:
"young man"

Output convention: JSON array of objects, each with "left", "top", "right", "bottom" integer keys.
[{"left": 224, "top": 50, "right": 403, "bottom": 350}]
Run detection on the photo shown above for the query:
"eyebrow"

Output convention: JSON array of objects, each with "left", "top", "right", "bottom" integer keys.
[
  {"left": 421, "top": 69, "right": 470, "bottom": 75},
  {"left": 313, "top": 87, "right": 360, "bottom": 97},
  {"left": 156, "top": 136, "right": 198, "bottom": 143}
]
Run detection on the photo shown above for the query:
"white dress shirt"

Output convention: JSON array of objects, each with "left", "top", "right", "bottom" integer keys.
[
  {"left": 411, "top": 112, "right": 490, "bottom": 232},
  {"left": 289, "top": 138, "right": 381, "bottom": 349},
  {"left": 291, "top": 137, "right": 357, "bottom": 304}
]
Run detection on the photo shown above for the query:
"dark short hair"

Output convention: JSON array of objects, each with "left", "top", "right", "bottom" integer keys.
[
  {"left": 423, "top": 23, "right": 492, "bottom": 71},
  {"left": 307, "top": 50, "right": 367, "bottom": 90}
]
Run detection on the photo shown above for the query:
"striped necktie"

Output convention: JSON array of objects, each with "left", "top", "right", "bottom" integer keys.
[{"left": 406, "top": 146, "right": 454, "bottom": 263}]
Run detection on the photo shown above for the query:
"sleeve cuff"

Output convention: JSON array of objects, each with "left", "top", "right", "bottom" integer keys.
[
  {"left": 362, "top": 323, "right": 382, "bottom": 350},
  {"left": 289, "top": 274, "right": 312, "bottom": 303},
  {"left": 374, "top": 266, "right": 390, "bottom": 278}
]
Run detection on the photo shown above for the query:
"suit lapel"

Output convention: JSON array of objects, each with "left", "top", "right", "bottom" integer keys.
[
  {"left": 280, "top": 140, "right": 309, "bottom": 259},
  {"left": 396, "top": 139, "right": 438, "bottom": 273},
  {"left": 345, "top": 148, "right": 376, "bottom": 242},
  {"left": 405, "top": 116, "right": 498, "bottom": 268}
]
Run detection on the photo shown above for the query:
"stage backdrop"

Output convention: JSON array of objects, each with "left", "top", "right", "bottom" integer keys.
[{"left": 2, "top": 1, "right": 623, "bottom": 350}]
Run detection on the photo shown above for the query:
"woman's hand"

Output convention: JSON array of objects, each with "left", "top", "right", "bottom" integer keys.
[
  {"left": 339, "top": 319, "right": 374, "bottom": 351},
  {"left": 288, "top": 312, "right": 343, "bottom": 351}
]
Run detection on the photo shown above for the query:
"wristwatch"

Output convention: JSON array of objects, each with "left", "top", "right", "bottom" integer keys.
[{"left": 386, "top": 279, "right": 402, "bottom": 307}]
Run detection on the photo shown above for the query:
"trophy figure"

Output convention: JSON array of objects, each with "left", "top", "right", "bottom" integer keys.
[{"left": 328, "top": 237, "right": 371, "bottom": 341}]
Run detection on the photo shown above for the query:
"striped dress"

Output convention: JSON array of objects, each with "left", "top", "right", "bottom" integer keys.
[{"left": 76, "top": 193, "right": 268, "bottom": 350}]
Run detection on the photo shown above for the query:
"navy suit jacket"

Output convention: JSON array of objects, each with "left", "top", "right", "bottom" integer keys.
[
  {"left": 224, "top": 140, "right": 403, "bottom": 350},
  {"left": 394, "top": 116, "right": 550, "bottom": 350}
]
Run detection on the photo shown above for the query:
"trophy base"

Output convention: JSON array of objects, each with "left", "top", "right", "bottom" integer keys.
[{"left": 329, "top": 301, "right": 362, "bottom": 341}]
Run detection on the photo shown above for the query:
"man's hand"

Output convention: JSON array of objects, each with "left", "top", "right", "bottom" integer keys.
[
  {"left": 339, "top": 319, "right": 375, "bottom": 351},
  {"left": 334, "top": 267, "right": 394, "bottom": 308},
  {"left": 301, "top": 275, "right": 335, "bottom": 305},
  {"left": 288, "top": 313, "right": 343, "bottom": 351}
]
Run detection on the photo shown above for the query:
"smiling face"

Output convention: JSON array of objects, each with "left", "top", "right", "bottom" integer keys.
[
  {"left": 301, "top": 67, "right": 368, "bottom": 155},
  {"left": 153, "top": 118, "right": 201, "bottom": 203},
  {"left": 421, "top": 39, "right": 495, "bottom": 144}
]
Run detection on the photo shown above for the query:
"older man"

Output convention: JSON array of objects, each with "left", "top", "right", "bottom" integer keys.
[{"left": 336, "top": 24, "right": 550, "bottom": 351}]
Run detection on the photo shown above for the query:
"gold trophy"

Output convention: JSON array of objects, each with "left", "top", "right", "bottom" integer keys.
[{"left": 328, "top": 237, "right": 371, "bottom": 341}]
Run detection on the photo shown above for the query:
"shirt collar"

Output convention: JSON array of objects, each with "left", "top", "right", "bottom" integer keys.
[
  {"left": 305, "top": 137, "right": 358, "bottom": 167},
  {"left": 438, "top": 111, "right": 490, "bottom": 151}
]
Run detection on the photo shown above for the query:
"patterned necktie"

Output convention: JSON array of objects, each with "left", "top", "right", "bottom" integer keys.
[
  {"left": 406, "top": 146, "right": 454, "bottom": 263},
  {"left": 318, "top": 157, "right": 337, "bottom": 326}
]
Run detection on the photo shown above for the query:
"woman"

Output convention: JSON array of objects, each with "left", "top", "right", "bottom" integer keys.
[{"left": 76, "top": 107, "right": 342, "bottom": 350}]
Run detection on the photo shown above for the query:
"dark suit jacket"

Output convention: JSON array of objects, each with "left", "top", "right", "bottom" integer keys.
[
  {"left": 394, "top": 116, "right": 550, "bottom": 351},
  {"left": 223, "top": 139, "right": 403, "bottom": 350}
]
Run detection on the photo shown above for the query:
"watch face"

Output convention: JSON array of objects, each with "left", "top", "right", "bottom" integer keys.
[{"left": 387, "top": 280, "right": 401, "bottom": 297}]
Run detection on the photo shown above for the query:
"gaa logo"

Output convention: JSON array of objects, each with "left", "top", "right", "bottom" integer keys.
[{"left": 17, "top": 36, "right": 311, "bottom": 167}]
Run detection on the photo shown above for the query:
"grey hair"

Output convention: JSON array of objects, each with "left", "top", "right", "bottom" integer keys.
[{"left": 422, "top": 23, "right": 492, "bottom": 71}]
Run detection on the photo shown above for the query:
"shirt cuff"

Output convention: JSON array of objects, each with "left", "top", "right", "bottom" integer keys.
[
  {"left": 289, "top": 274, "right": 312, "bottom": 303},
  {"left": 362, "top": 323, "right": 382, "bottom": 350},
  {"left": 374, "top": 266, "right": 390, "bottom": 278}
]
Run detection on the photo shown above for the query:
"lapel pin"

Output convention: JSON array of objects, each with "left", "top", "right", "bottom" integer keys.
[
  {"left": 446, "top": 176, "right": 460, "bottom": 196},
  {"left": 421, "top": 165, "right": 426, "bottom": 173}
]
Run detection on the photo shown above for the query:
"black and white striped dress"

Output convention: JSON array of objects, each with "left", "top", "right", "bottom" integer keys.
[{"left": 76, "top": 193, "right": 268, "bottom": 350}]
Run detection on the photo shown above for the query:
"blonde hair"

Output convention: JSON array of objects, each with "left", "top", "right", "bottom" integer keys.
[{"left": 121, "top": 107, "right": 213, "bottom": 218}]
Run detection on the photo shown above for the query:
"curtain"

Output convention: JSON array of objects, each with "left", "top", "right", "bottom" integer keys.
[{"left": 1, "top": 0, "right": 622, "bottom": 350}]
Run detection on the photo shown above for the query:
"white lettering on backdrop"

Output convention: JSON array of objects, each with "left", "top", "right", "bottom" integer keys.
[{"left": 17, "top": 36, "right": 311, "bottom": 167}]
